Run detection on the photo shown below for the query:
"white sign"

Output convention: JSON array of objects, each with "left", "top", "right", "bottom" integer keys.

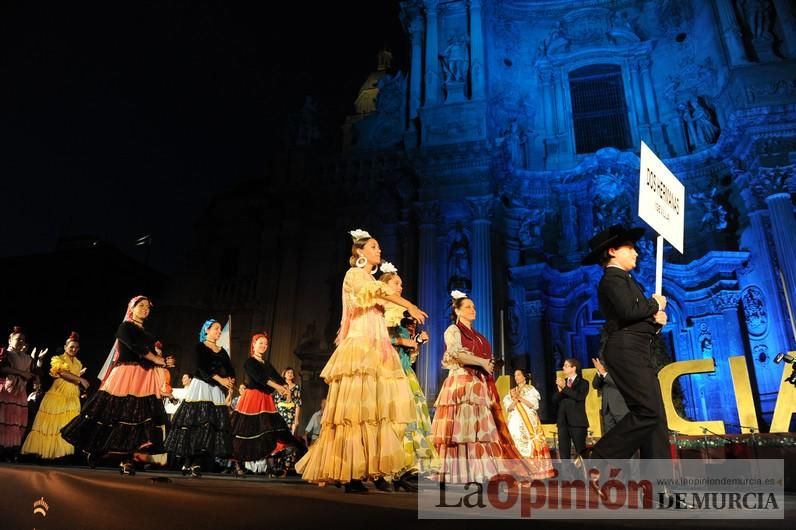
[{"left": 638, "top": 141, "right": 685, "bottom": 253}]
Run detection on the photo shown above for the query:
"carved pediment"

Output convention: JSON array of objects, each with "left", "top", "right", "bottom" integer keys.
[{"left": 543, "top": 7, "right": 641, "bottom": 57}]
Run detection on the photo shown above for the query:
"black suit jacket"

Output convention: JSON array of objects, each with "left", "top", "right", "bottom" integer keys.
[
  {"left": 593, "top": 371, "right": 630, "bottom": 417},
  {"left": 553, "top": 375, "right": 589, "bottom": 428},
  {"left": 598, "top": 266, "right": 660, "bottom": 335}
]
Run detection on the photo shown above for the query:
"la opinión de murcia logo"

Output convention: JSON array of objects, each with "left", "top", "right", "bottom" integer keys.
[{"left": 33, "top": 497, "right": 49, "bottom": 517}]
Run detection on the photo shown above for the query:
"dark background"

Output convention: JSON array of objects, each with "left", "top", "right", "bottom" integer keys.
[{"left": 0, "top": 0, "right": 406, "bottom": 274}]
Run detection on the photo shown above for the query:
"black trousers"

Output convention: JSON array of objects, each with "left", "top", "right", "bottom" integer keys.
[
  {"left": 557, "top": 424, "right": 587, "bottom": 460},
  {"left": 590, "top": 330, "right": 670, "bottom": 460}
]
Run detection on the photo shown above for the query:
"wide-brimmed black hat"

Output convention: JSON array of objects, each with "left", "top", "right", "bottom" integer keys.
[{"left": 581, "top": 225, "right": 646, "bottom": 265}]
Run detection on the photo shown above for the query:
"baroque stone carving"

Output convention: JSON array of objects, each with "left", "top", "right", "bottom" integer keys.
[
  {"left": 712, "top": 291, "right": 740, "bottom": 312},
  {"left": 753, "top": 344, "right": 769, "bottom": 363},
  {"left": 689, "top": 186, "right": 729, "bottom": 231},
  {"left": 742, "top": 286, "right": 768, "bottom": 336},
  {"left": 517, "top": 208, "right": 545, "bottom": 250}
]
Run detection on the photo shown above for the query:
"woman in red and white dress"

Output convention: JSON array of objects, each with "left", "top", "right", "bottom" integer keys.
[{"left": 431, "top": 291, "right": 534, "bottom": 484}]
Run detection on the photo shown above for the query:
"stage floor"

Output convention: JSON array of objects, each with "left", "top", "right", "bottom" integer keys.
[{"left": 1, "top": 463, "right": 793, "bottom": 529}]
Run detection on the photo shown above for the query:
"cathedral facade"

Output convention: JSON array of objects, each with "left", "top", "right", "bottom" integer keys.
[{"left": 163, "top": 0, "right": 796, "bottom": 431}]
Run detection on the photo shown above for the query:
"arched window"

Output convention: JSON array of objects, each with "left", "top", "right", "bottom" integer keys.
[{"left": 569, "top": 64, "right": 632, "bottom": 154}]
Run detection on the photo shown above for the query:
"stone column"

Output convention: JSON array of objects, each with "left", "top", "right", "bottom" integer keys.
[
  {"left": 628, "top": 60, "right": 648, "bottom": 123},
  {"left": 745, "top": 210, "right": 792, "bottom": 400},
  {"left": 553, "top": 70, "right": 566, "bottom": 136},
  {"left": 539, "top": 67, "right": 554, "bottom": 135},
  {"left": 525, "top": 300, "right": 549, "bottom": 419},
  {"left": 468, "top": 196, "right": 495, "bottom": 347},
  {"left": 423, "top": 0, "right": 440, "bottom": 106},
  {"left": 711, "top": 292, "right": 745, "bottom": 420},
  {"left": 556, "top": 70, "right": 572, "bottom": 155},
  {"left": 408, "top": 18, "right": 424, "bottom": 120},
  {"left": 416, "top": 201, "right": 441, "bottom": 398},
  {"left": 766, "top": 191, "right": 796, "bottom": 321},
  {"left": 639, "top": 57, "right": 659, "bottom": 123},
  {"left": 468, "top": 0, "right": 486, "bottom": 99},
  {"left": 639, "top": 57, "right": 669, "bottom": 154},
  {"left": 713, "top": 0, "right": 749, "bottom": 65},
  {"left": 772, "top": 0, "right": 796, "bottom": 58}
]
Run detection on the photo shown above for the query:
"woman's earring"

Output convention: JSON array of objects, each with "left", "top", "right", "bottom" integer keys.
[{"left": 355, "top": 256, "right": 367, "bottom": 268}]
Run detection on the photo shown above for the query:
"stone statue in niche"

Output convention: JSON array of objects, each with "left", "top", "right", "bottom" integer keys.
[
  {"left": 447, "top": 223, "right": 471, "bottom": 292},
  {"left": 740, "top": 0, "right": 775, "bottom": 40},
  {"left": 742, "top": 286, "right": 768, "bottom": 335},
  {"left": 502, "top": 119, "right": 532, "bottom": 169},
  {"left": 698, "top": 324, "right": 714, "bottom": 359},
  {"left": 440, "top": 34, "right": 469, "bottom": 82},
  {"left": 537, "top": 21, "right": 568, "bottom": 57},
  {"left": 678, "top": 98, "right": 721, "bottom": 151},
  {"left": 518, "top": 209, "right": 545, "bottom": 250},
  {"left": 689, "top": 186, "right": 728, "bottom": 231},
  {"left": 507, "top": 299, "right": 523, "bottom": 350}
]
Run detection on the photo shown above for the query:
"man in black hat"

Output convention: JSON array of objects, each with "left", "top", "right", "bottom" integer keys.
[{"left": 579, "top": 225, "right": 669, "bottom": 465}]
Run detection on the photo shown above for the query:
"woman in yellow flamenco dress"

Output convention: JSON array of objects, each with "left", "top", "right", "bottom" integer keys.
[
  {"left": 21, "top": 332, "right": 89, "bottom": 460},
  {"left": 295, "top": 229, "right": 428, "bottom": 493}
]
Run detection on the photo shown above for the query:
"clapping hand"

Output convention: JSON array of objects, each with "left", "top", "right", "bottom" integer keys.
[{"left": 591, "top": 358, "right": 606, "bottom": 376}]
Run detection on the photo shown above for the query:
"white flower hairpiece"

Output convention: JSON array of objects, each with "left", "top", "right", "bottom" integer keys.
[
  {"left": 349, "top": 229, "right": 372, "bottom": 242},
  {"left": 380, "top": 261, "right": 398, "bottom": 274},
  {"left": 450, "top": 290, "right": 468, "bottom": 300}
]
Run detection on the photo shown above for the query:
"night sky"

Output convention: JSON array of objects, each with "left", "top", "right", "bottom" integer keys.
[{"left": 1, "top": 1, "right": 405, "bottom": 273}]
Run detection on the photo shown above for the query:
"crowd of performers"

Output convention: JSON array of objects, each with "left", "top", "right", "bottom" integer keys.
[{"left": 1, "top": 225, "right": 667, "bottom": 496}]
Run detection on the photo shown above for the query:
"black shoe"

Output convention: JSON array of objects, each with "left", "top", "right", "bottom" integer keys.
[
  {"left": 86, "top": 453, "right": 97, "bottom": 469},
  {"left": 344, "top": 480, "right": 368, "bottom": 493},
  {"left": 588, "top": 468, "right": 606, "bottom": 500},
  {"left": 190, "top": 465, "right": 202, "bottom": 478},
  {"left": 400, "top": 470, "right": 419, "bottom": 482},
  {"left": 393, "top": 478, "right": 419, "bottom": 492},
  {"left": 657, "top": 488, "right": 695, "bottom": 509},
  {"left": 374, "top": 477, "right": 392, "bottom": 492},
  {"left": 181, "top": 465, "right": 190, "bottom": 476},
  {"left": 119, "top": 462, "right": 136, "bottom": 476}
]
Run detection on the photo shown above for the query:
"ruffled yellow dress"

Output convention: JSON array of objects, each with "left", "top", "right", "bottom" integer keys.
[
  {"left": 21, "top": 354, "right": 82, "bottom": 459},
  {"left": 295, "top": 267, "right": 415, "bottom": 484}
]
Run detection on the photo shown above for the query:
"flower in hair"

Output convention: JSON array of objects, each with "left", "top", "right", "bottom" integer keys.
[
  {"left": 380, "top": 261, "right": 398, "bottom": 274},
  {"left": 349, "top": 229, "right": 372, "bottom": 242},
  {"left": 450, "top": 290, "right": 468, "bottom": 300}
]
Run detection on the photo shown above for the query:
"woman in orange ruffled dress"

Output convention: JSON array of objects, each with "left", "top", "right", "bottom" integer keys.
[{"left": 295, "top": 229, "right": 427, "bottom": 493}]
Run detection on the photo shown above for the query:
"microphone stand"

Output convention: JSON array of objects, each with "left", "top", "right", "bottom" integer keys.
[{"left": 700, "top": 426, "right": 734, "bottom": 463}]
